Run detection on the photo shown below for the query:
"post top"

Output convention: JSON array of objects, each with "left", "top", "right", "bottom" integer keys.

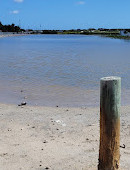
[{"left": 101, "top": 76, "right": 121, "bottom": 81}]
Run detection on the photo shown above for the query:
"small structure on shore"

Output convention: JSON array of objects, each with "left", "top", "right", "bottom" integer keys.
[{"left": 120, "top": 29, "right": 130, "bottom": 36}]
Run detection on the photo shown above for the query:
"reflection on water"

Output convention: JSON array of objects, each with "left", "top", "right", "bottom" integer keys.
[{"left": 0, "top": 35, "right": 130, "bottom": 107}]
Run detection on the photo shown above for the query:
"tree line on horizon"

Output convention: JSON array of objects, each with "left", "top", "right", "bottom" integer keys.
[
  {"left": 0, "top": 21, "right": 128, "bottom": 36},
  {"left": 0, "top": 21, "right": 25, "bottom": 33}
]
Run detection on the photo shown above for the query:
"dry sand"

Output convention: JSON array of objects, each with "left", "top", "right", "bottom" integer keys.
[
  {"left": 0, "top": 103, "right": 129, "bottom": 170},
  {"left": 0, "top": 34, "right": 27, "bottom": 38}
]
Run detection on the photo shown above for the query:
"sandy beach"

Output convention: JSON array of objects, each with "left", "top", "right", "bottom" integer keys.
[
  {"left": 0, "top": 103, "right": 129, "bottom": 170},
  {"left": 0, "top": 34, "right": 27, "bottom": 38},
  {"left": 0, "top": 33, "right": 130, "bottom": 169}
]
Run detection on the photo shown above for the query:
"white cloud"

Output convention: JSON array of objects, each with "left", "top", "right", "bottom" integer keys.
[
  {"left": 14, "top": 0, "right": 24, "bottom": 3},
  {"left": 11, "top": 10, "right": 19, "bottom": 14},
  {"left": 77, "top": 1, "right": 85, "bottom": 5}
]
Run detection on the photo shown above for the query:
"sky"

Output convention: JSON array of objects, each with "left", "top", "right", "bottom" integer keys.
[{"left": 0, "top": 0, "right": 130, "bottom": 30}]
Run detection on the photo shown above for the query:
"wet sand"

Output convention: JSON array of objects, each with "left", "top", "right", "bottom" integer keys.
[{"left": 0, "top": 103, "right": 129, "bottom": 170}]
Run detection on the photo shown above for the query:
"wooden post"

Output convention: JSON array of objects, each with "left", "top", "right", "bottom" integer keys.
[{"left": 98, "top": 77, "right": 121, "bottom": 170}]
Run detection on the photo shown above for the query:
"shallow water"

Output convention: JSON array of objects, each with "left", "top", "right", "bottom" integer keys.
[{"left": 0, "top": 35, "right": 130, "bottom": 107}]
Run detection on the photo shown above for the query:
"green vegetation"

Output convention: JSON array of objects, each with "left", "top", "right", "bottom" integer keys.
[
  {"left": 0, "top": 21, "right": 25, "bottom": 33},
  {"left": 105, "top": 34, "right": 130, "bottom": 40},
  {"left": 57, "top": 29, "right": 120, "bottom": 35},
  {"left": 0, "top": 21, "right": 130, "bottom": 40},
  {"left": 59, "top": 29, "right": 130, "bottom": 40},
  {"left": 42, "top": 30, "right": 58, "bottom": 34}
]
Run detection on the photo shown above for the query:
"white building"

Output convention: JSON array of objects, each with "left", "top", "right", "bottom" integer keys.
[{"left": 120, "top": 30, "right": 130, "bottom": 36}]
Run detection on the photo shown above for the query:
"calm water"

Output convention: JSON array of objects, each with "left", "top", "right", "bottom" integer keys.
[{"left": 0, "top": 34, "right": 130, "bottom": 107}]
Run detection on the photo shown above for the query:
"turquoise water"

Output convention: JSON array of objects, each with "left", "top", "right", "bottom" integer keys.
[{"left": 0, "top": 35, "right": 130, "bottom": 107}]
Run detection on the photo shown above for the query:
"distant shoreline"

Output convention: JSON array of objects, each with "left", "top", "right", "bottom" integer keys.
[
  {"left": 104, "top": 34, "right": 130, "bottom": 40},
  {"left": 0, "top": 32, "right": 130, "bottom": 40}
]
